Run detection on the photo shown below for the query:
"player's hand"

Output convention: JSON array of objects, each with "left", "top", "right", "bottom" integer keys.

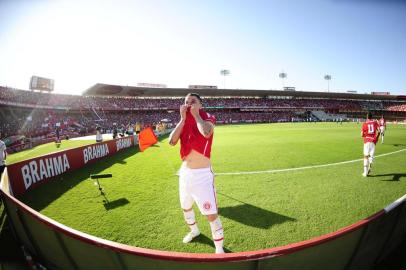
[
  {"left": 190, "top": 103, "right": 201, "bottom": 118},
  {"left": 180, "top": 105, "right": 188, "bottom": 121}
]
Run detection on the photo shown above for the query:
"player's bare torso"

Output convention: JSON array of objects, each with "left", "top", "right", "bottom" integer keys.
[{"left": 183, "top": 149, "right": 211, "bottom": 169}]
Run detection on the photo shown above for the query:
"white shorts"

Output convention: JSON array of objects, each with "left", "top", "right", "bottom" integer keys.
[
  {"left": 379, "top": 126, "right": 385, "bottom": 134},
  {"left": 179, "top": 165, "right": 218, "bottom": 215},
  {"left": 363, "top": 142, "right": 375, "bottom": 157}
]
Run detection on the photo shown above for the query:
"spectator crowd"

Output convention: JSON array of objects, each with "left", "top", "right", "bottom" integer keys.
[{"left": 1, "top": 86, "right": 405, "bottom": 140}]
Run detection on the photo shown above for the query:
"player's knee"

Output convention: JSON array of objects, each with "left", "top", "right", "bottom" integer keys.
[{"left": 206, "top": 214, "right": 218, "bottom": 222}]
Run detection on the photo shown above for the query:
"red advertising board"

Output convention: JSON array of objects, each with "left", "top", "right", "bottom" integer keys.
[{"left": 7, "top": 136, "right": 135, "bottom": 197}]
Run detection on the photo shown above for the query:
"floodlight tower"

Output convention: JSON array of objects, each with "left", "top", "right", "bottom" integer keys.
[
  {"left": 324, "top": 74, "right": 332, "bottom": 92},
  {"left": 279, "top": 72, "right": 287, "bottom": 89},
  {"left": 220, "top": 69, "right": 230, "bottom": 89}
]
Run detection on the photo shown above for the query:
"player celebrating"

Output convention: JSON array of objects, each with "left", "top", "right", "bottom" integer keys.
[
  {"left": 168, "top": 93, "right": 224, "bottom": 254},
  {"left": 379, "top": 115, "right": 386, "bottom": 144},
  {"left": 361, "top": 113, "right": 380, "bottom": 177}
]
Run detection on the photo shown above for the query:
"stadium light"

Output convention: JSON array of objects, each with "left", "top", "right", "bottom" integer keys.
[
  {"left": 324, "top": 74, "right": 332, "bottom": 92},
  {"left": 220, "top": 69, "right": 230, "bottom": 89},
  {"left": 279, "top": 72, "right": 287, "bottom": 89}
]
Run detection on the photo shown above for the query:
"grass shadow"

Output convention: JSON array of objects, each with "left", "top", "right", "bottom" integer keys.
[
  {"left": 370, "top": 173, "right": 406, "bottom": 181},
  {"left": 21, "top": 146, "right": 140, "bottom": 211},
  {"left": 193, "top": 233, "right": 214, "bottom": 247},
  {"left": 392, "top": 144, "right": 406, "bottom": 147},
  {"left": 117, "top": 160, "right": 127, "bottom": 164},
  {"left": 193, "top": 233, "right": 232, "bottom": 253},
  {"left": 102, "top": 195, "right": 130, "bottom": 211},
  {"left": 20, "top": 134, "right": 171, "bottom": 211},
  {"left": 218, "top": 193, "right": 296, "bottom": 229}
]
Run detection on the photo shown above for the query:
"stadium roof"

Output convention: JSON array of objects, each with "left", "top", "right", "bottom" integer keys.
[{"left": 83, "top": 83, "right": 405, "bottom": 101}]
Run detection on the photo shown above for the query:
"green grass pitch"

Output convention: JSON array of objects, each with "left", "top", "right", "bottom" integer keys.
[{"left": 13, "top": 123, "right": 406, "bottom": 253}]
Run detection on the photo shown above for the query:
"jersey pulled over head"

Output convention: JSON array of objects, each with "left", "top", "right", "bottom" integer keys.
[{"left": 180, "top": 93, "right": 216, "bottom": 160}]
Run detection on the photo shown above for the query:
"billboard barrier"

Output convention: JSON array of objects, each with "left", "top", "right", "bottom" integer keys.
[{"left": 7, "top": 136, "right": 135, "bottom": 197}]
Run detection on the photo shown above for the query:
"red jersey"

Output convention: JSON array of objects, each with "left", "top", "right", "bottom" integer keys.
[
  {"left": 362, "top": 120, "right": 379, "bottom": 144},
  {"left": 379, "top": 118, "right": 386, "bottom": 127},
  {"left": 180, "top": 109, "right": 216, "bottom": 160}
]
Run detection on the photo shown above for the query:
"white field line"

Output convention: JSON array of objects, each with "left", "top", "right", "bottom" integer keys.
[{"left": 215, "top": 148, "right": 406, "bottom": 176}]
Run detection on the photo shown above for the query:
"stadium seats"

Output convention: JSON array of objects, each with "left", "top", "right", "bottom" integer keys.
[{"left": 1, "top": 86, "right": 406, "bottom": 149}]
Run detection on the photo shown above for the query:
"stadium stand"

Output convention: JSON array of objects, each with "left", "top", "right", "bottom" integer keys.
[
  {"left": 310, "top": 111, "right": 347, "bottom": 121},
  {"left": 1, "top": 85, "right": 406, "bottom": 153}
]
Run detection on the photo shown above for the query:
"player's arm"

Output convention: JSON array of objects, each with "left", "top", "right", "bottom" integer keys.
[
  {"left": 190, "top": 104, "right": 214, "bottom": 138},
  {"left": 168, "top": 120, "right": 185, "bottom": 146},
  {"left": 195, "top": 116, "right": 214, "bottom": 138},
  {"left": 169, "top": 105, "right": 187, "bottom": 146}
]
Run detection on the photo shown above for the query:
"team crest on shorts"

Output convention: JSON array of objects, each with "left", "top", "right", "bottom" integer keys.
[{"left": 203, "top": 202, "right": 211, "bottom": 210}]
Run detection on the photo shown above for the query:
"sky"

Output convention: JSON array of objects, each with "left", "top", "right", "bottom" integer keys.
[{"left": 0, "top": 0, "right": 405, "bottom": 95}]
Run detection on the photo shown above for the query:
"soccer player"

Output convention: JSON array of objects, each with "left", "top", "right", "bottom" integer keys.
[
  {"left": 96, "top": 126, "right": 103, "bottom": 142},
  {"left": 55, "top": 127, "right": 61, "bottom": 146},
  {"left": 361, "top": 113, "right": 380, "bottom": 177},
  {"left": 168, "top": 93, "right": 225, "bottom": 254},
  {"left": 112, "top": 124, "right": 118, "bottom": 139},
  {"left": 0, "top": 132, "right": 6, "bottom": 179},
  {"left": 379, "top": 116, "right": 386, "bottom": 144}
]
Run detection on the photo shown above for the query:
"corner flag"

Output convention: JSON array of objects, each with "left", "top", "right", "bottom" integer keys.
[{"left": 138, "top": 127, "right": 158, "bottom": 151}]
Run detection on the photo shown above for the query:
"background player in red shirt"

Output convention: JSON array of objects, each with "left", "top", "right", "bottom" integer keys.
[
  {"left": 169, "top": 93, "right": 224, "bottom": 254},
  {"left": 361, "top": 113, "right": 380, "bottom": 177},
  {"left": 379, "top": 115, "right": 386, "bottom": 144}
]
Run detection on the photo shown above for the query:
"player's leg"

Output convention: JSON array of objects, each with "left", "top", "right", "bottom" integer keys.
[
  {"left": 367, "top": 155, "right": 372, "bottom": 174},
  {"left": 179, "top": 168, "right": 200, "bottom": 243},
  {"left": 207, "top": 213, "right": 224, "bottom": 254},
  {"left": 363, "top": 156, "right": 369, "bottom": 177},
  {"left": 192, "top": 169, "right": 224, "bottom": 253},
  {"left": 381, "top": 128, "right": 385, "bottom": 144},
  {"left": 363, "top": 143, "right": 369, "bottom": 177},
  {"left": 368, "top": 143, "right": 376, "bottom": 174},
  {"left": 182, "top": 207, "right": 200, "bottom": 243}
]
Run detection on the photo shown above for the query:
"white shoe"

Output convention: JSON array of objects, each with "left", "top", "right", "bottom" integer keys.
[
  {"left": 182, "top": 230, "right": 200, "bottom": 243},
  {"left": 215, "top": 247, "right": 225, "bottom": 254},
  {"left": 362, "top": 172, "right": 367, "bottom": 177}
]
